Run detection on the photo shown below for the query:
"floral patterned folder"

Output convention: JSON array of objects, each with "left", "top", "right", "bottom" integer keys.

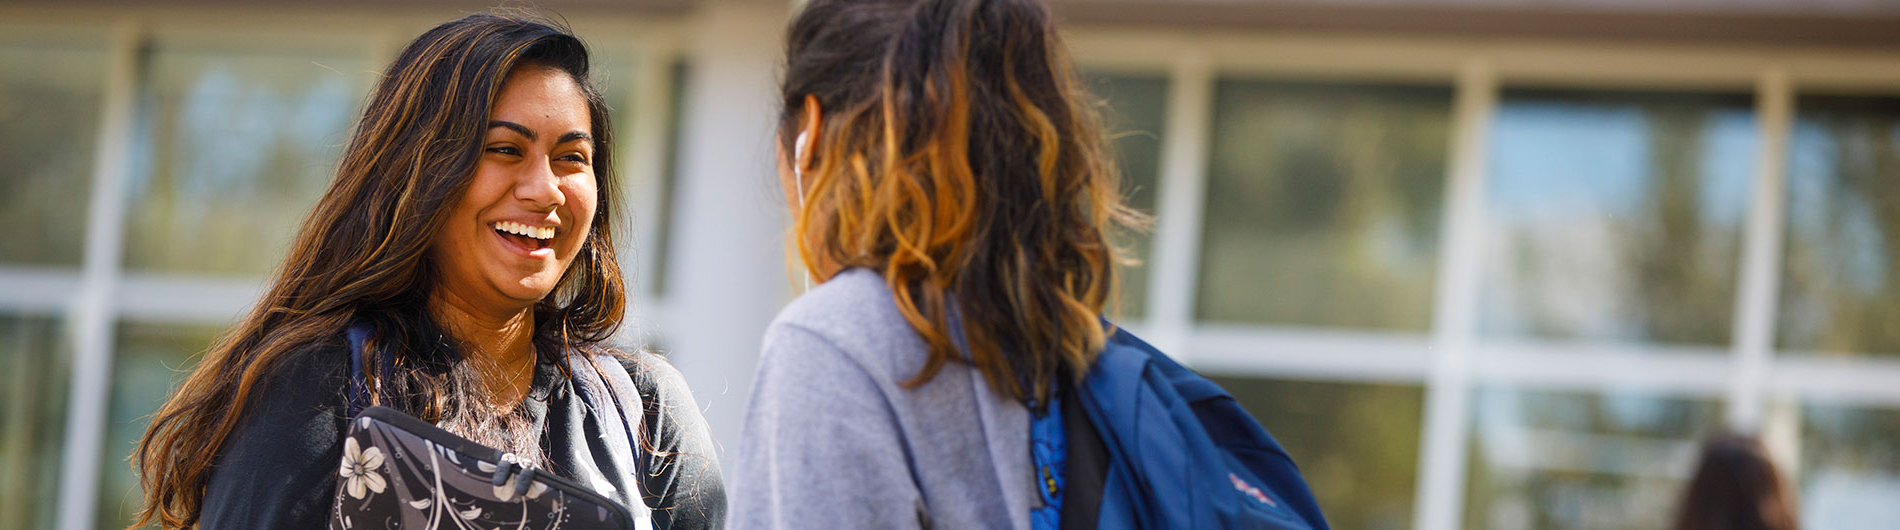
[{"left": 328, "top": 406, "right": 639, "bottom": 530}]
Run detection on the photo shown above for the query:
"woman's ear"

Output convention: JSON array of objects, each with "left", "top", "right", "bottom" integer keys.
[{"left": 796, "top": 94, "right": 823, "bottom": 173}]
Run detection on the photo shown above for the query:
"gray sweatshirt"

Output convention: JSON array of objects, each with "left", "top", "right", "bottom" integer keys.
[{"left": 726, "top": 268, "right": 1037, "bottom": 529}]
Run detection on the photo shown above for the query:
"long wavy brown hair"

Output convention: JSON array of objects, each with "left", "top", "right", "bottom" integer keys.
[
  {"left": 131, "top": 14, "right": 623, "bottom": 529},
  {"left": 780, "top": 0, "right": 1145, "bottom": 403}
]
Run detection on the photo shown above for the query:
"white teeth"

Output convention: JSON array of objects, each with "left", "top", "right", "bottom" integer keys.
[{"left": 493, "top": 221, "right": 554, "bottom": 240}]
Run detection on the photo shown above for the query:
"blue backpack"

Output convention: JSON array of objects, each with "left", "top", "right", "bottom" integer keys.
[{"left": 1069, "top": 326, "right": 1329, "bottom": 530}]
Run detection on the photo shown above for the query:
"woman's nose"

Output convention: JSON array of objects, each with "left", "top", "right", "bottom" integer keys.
[{"left": 514, "top": 156, "right": 565, "bottom": 209}]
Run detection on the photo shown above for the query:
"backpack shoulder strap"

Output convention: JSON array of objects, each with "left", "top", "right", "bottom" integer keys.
[
  {"left": 344, "top": 322, "right": 389, "bottom": 418},
  {"left": 1060, "top": 374, "right": 1106, "bottom": 530},
  {"left": 565, "top": 350, "right": 649, "bottom": 511}
]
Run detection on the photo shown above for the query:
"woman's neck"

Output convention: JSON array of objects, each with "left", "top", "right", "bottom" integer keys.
[{"left": 427, "top": 290, "right": 537, "bottom": 414}]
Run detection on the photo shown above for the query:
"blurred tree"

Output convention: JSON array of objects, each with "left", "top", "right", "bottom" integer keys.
[
  {"left": 1629, "top": 103, "right": 1737, "bottom": 345},
  {"left": 1198, "top": 81, "right": 1449, "bottom": 330},
  {"left": 0, "top": 316, "right": 71, "bottom": 530},
  {"left": 1464, "top": 389, "right": 1719, "bottom": 530},
  {"left": 1779, "top": 95, "right": 1900, "bottom": 356},
  {"left": 0, "top": 43, "right": 104, "bottom": 266}
]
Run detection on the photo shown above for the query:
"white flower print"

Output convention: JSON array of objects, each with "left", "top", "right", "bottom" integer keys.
[{"left": 337, "top": 437, "right": 388, "bottom": 499}]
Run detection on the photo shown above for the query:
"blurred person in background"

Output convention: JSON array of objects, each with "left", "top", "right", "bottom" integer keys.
[
  {"left": 1673, "top": 432, "right": 1801, "bottom": 530},
  {"left": 726, "top": 0, "right": 1150, "bottom": 527},
  {"left": 129, "top": 13, "right": 722, "bottom": 530}
]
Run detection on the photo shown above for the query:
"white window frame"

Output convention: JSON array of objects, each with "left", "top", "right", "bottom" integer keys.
[{"left": 1069, "top": 28, "right": 1900, "bottom": 530}]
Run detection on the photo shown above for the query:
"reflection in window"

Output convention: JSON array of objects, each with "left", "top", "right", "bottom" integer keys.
[
  {"left": 0, "top": 40, "right": 106, "bottom": 266},
  {"left": 1483, "top": 90, "right": 1755, "bottom": 345},
  {"left": 96, "top": 323, "right": 220, "bottom": 530},
  {"left": 1198, "top": 81, "right": 1451, "bottom": 330},
  {"left": 1084, "top": 73, "right": 1167, "bottom": 319},
  {"left": 592, "top": 50, "right": 648, "bottom": 295},
  {"left": 647, "top": 60, "right": 690, "bottom": 298},
  {"left": 1464, "top": 387, "right": 1719, "bottom": 530},
  {"left": 0, "top": 315, "right": 70, "bottom": 530},
  {"left": 1210, "top": 375, "right": 1422, "bottom": 530},
  {"left": 1779, "top": 96, "right": 1900, "bottom": 357},
  {"left": 1798, "top": 404, "right": 1900, "bottom": 528},
  {"left": 123, "top": 40, "right": 368, "bottom": 275}
]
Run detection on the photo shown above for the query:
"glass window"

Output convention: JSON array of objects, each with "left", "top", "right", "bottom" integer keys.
[
  {"left": 1198, "top": 80, "right": 1451, "bottom": 330},
  {"left": 1779, "top": 95, "right": 1900, "bottom": 357},
  {"left": 1210, "top": 375, "right": 1423, "bottom": 530},
  {"left": 122, "top": 38, "right": 369, "bottom": 276},
  {"left": 0, "top": 314, "right": 70, "bottom": 530},
  {"left": 1085, "top": 73, "right": 1168, "bottom": 319},
  {"left": 646, "top": 60, "right": 690, "bottom": 298},
  {"left": 1482, "top": 89, "right": 1755, "bottom": 345},
  {"left": 96, "top": 323, "right": 221, "bottom": 530},
  {"left": 592, "top": 49, "right": 649, "bottom": 294},
  {"left": 1797, "top": 403, "right": 1900, "bottom": 528},
  {"left": 1464, "top": 387, "right": 1720, "bottom": 530},
  {"left": 0, "top": 39, "right": 107, "bottom": 266}
]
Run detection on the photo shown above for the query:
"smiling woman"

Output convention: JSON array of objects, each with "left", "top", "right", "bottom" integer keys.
[{"left": 128, "top": 13, "right": 723, "bottom": 530}]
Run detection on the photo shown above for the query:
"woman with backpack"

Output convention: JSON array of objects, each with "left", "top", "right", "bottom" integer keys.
[
  {"left": 130, "top": 14, "right": 724, "bottom": 529},
  {"left": 728, "top": 0, "right": 1326, "bottom": 528}
]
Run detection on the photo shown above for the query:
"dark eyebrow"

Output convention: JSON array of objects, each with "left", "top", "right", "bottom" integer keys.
[
  {"left": 558, "top": 131, "right": 592, "bottom": 145},
  {"left": 487, "top": 120, "right": 535, "bottom": 140}
]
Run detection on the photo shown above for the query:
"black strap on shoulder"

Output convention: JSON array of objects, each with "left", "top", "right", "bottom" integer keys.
[
  {"left": 1061, "top": 377, "right": 1106, "bottom": 530},
  {"left": 345, "top": 323, "right": 392, "bottom": 418}
]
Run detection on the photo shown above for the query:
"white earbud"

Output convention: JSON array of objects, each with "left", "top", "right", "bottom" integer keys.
[
  {"left": 793, "top": 130, "right": 813, "bottom": 291},
  {"left": 793, "top": 131, "right": 810, "bottom": 209}
]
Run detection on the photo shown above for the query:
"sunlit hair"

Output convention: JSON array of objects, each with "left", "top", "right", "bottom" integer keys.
[
  {"left": 780, "top": 0, "right": 1145, "bottom": 403},
  {"left": 132, "top": 13, "right": 622, "bottom": 529}
]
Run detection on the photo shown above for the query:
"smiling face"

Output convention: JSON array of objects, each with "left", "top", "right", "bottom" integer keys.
[{"left": 430, "top": 65, "right": 598, "bottom": 312}]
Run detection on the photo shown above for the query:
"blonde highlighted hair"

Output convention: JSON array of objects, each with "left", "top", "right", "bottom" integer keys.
[{"left": 779, "top": 0, "right": 1146, "bottom": 403}]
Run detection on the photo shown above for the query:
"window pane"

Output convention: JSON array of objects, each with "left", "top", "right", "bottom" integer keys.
[
  {"left": 1798, "top": 403, "right": 1900, "bottom": 528},
  {"left": 123, "top": 38, "right": 369, "bottom": 275},
  {"left": 1483, "top": 90, "right": 1755, "bottom": 345},
  {"left": 0, "top": 40, "right": 106, "bottom": 266},
  {"left": 0, "top": 314, "right": 70, "bottom": 530},
  {"left": 1199, "top": 80, "right": 1451, "bottom": 330},
  {"left": 593, "top": 50, "right": 647, "bottom": 294},
  {"left": 1210, "top": 375, "right": 1423, "bottom": 530},
  {"left": 1464, "top": 387, "right": 1719, "bottom": 530},
  {"left": 1779, "top": 95, "right": 1900, "bottom": 357},
  {"left": 1085, "top": 73, "right": 1167, "bottom": 319},
  {"left": 648, "top": 60, "right": 690, "bottom": 298},
  {"left": 96, "top": 323, "right": 221, "bottom": 530}
]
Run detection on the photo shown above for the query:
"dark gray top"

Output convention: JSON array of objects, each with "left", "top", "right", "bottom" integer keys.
[{"left": 199, "top": 332, "right": 724, "bottom": 530}]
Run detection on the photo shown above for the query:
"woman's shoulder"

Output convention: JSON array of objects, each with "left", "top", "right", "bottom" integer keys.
[
  {"left": 763, "top": 268, "right": 928, "bottom": 383},
  {"left": 774, "top": 268, "right": 899, "bottom": 329},
  {"left": 258, "top": 332, "right": 352, "bottom": 396},
  {"left": 201, "top": 330, "right": 354, "bottom": 528},
  {"left": 227, "top": 331, "right": 354, "bottom": 430},
  {"left": 610, "top": 349, "right": 693, "bottom": 403}
]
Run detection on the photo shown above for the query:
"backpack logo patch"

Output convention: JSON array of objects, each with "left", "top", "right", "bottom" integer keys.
[{"left": 1229, "top": 473, "right": 1278, "bottom": 508}]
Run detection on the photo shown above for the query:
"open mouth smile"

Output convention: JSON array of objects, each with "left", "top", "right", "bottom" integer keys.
[{"left": 493, "top": 220, "right": 556, "bottom": 256}]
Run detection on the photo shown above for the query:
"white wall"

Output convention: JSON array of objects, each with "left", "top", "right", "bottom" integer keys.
[{"left": 660, "top": 0, "right": 791, "bottom": 467}]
